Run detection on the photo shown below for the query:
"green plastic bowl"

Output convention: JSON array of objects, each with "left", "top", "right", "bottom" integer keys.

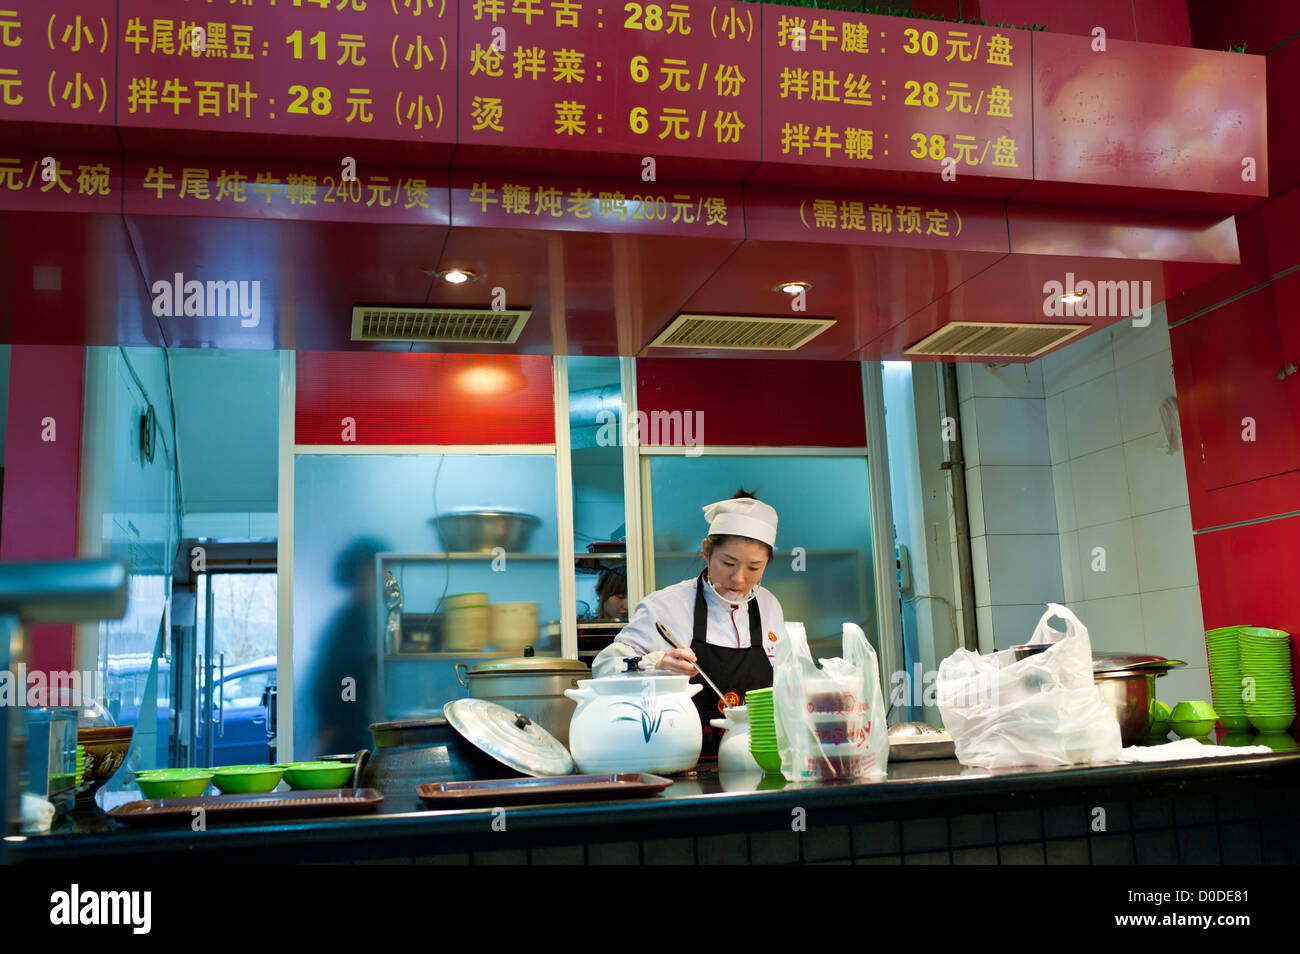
[
  {"left": 1169, "top": 719, "right": 1216, "bottom": 739},
  {"left": 212, "top": 764, "right": 286, "bottom": 794},
  {"left": 136, "top": 769, "right": 214, "bottom": 798},
  {"left": 1247, "top": 713, "right": 1295, "bottom": 732},
  {"left": 279, "top": 761, "right": 355, "bottom": 790},
  {"left": 751, "top": 748, "right": 782, "bottom": 774}
]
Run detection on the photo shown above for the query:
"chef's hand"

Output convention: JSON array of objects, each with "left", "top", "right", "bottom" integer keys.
[{"left": 657, "top": 647, "right": 698, "bottom": 675}]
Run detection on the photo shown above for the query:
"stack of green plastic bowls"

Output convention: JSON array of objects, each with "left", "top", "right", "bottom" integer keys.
[
  {"left": 745, "top": 687, "right": 781, "bottom": 774},
  {"left": 1205, "top": 626, "right": 1250, "bottom": 731},
  {"left": 1237, "top": 627, "right": 1295, "bottom": 733}
]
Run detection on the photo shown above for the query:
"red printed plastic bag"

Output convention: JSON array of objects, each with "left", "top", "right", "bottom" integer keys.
[{"left": 772, "top": 622, "right": 889, "bottom": 781}]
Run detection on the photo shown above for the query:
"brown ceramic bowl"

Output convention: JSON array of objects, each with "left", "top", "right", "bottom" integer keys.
[{"left": 77, "top": 726, "right": 133, "bottom": 804}]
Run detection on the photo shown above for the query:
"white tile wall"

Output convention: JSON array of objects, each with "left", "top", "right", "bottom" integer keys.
[
  {"left": 966, "top": 465, "right": 985, "bottom": 537},
  {"left": 1052, "top": 461, "right": 1077, "bottom": 533},
  {"left": 965, "top": 362, "right": 1045, "bottom": 400},
  {"left": 959, "top": 396, "right": 979, "bottom": 467},
  {"left": 1063, "top": 374, "right": 1122, "bottom": 457},
  {"left": 1059, "top": 530, "right": 1082, "bottom": 602},
  {"left": 1073, "top": 594, "right": 1144, "bottom": 652},
  {"left": 1043, "top": 331, "right": 1114, "bottom": 396},
  {"left": 967, "top": 397, "right": 1049, "bottom": 466},
  {"left": 984, "top": 534, "right": 1064, "bottom": 606},
  {"left": 970, "top": 534, "right": 991, "bottom": 608},
  {"left": 980, "top": 465, "right": 1057, "bottom": 534},
  {"left": 1115, "top": 349, "right": 1178, "bottom": 443},
  {"left": 1076, "top": 520, "right": 1141, "bottom": 600},
  {"left": 1123, "top": 433, "right": 1190, "bottom": 516},
  {"left": 1046, "top": 392, "right": 1069, "bottom": 464},
  {"left": 1140, "top": 586, "right": 1206, "bottom": 663},
  {"left": 991, "top": 603, "right": 1053, "bottom": 650},
  {"left": 1133, "top": 506, "right": 1200, "bottom": 592},
  {"left": 1070, "top": 445, "right": 1130, "bottom": 528},
  {"left": 1110, "top": 300, "right": 1172, "bottom": 369}
]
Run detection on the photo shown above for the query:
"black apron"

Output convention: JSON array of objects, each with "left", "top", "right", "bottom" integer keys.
[{"left": 690, "top": 574, "right": 774, "bottom": 759}]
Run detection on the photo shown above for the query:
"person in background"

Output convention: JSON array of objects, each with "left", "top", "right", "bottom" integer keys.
[
  {"left": 308, "top": 537, "right": 388, "bottom": 757},
  {"left": 595, "top": 567, "right": 628, "bottom": 620},
  {"left": 592, "top": 489, "right": 787, "bottom": 758}
]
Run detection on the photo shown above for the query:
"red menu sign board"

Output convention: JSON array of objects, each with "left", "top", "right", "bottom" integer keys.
[
  {"left": 745, "top": 184, "right": 1008, "bottom": 252},
  {"left": 0, "top": 2, "right": 115, "bottom": 125},
  {"left": 117, "top": 0, "right": 454, "bottom": 142},
  {"left": 0, "top": 151, "right": 118, "bottom": 213},
  {"left": 457, "top": 0, "right": 759, "bottom": 162},
  {"left": 761, "top": 8, "right": 1031, "bottom": 181},
  {"left": 451, "top": 169, "right": 742, "bottom": 238},
  {"left": 124, "top": 155, "right": 449, "bottom": 225}
]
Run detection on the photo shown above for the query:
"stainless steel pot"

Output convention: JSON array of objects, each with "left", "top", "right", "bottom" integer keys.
[
  {"left": 361, "top": 717, "right": 519, "bottom": 811},
  {"left": 1093, "top": 670, "right": 1159, "bottom": 746},
  {"left": 455, "top": 652, "right": 589, "bottom": 747}
]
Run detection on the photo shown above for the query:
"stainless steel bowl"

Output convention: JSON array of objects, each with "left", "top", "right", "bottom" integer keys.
[{"left": 433, "top": 509, "right": 541, "bottom": 553}]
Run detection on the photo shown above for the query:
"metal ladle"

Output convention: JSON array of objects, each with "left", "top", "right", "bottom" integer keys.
[{"left": 655, "top": 620, "right": 731, "bottom": 709}]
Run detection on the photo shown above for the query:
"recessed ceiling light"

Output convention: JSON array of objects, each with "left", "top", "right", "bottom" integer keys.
[
  {"left": 775, "top": 281, "right": 811, "bottom": 295},
  {"left": 1059, "top": 292, "right": 1085, "bottom": 303},
  {"left": 437, "top": 268, "right": 476, "bottom": 285}
]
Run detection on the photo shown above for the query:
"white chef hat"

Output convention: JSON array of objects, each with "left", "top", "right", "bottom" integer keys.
[{"left": 702, "top": 496, "right": 778, "bottom": 547}]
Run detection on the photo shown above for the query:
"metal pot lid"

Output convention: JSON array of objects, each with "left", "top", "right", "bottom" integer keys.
[
  {"left": 442, "top": 699, "right": 574, "bottom": 777},
  {"left": 465, "top": 653, "right": 589, "bottom": 676},
  {"left": 1092, "top": 652, "right": 1187, "bottom": 673}
]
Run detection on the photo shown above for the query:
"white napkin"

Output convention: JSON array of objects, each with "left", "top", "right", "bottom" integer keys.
[
  {"left": 20, "top": 793, "right": 55, "bottom": 833},
  {"left": 1117, "top": 739, "right": 1275, "bottom": 762}
]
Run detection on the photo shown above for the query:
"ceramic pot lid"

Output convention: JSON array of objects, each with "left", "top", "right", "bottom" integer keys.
[{"left": 442, "top": 699, "right": 575, "bottom": 777}]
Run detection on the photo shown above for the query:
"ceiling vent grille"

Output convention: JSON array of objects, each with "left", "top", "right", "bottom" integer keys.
[
  {"left": 904, "top": 321, "right": 1087, "bottom": 358},
  {"left": 649, "top": 313, "right": 835, "bottom": 351},
  {"left": 350, "top": 306, "right": 531, "bottom": 344}
]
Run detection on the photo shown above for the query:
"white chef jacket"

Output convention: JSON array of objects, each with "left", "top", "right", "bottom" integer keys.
[{"left": 592, "top": 575, "right": 788, "bottom": 677}]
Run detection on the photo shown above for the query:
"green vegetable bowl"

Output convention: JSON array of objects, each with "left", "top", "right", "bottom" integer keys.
[
  {"left": 279, "top": 761, "right": 355, "bottom": 790},
  {"left": 212, "top": 764, "right": 286, "bottom": 794},
  {"left": 136, "top": 769, "right": 215, "bottom": 799}
]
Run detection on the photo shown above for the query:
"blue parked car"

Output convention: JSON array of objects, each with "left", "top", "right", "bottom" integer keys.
[
  {"left": 106, "top": 655, "right": 276, "bottom": 767},
  {"left": 199, "top": 657, "right": 277, "bottom": 766}
]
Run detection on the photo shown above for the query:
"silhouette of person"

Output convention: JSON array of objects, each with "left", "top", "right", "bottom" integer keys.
[{"left": 308, "top": 537, "right": 388, "bottom": 757}]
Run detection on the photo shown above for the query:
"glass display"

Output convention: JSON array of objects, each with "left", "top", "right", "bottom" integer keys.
[
  {"left": 646, "top": 455, "right": 876, "bottom": 656},
  {"left": 293, "top": 453, "right": 560, "bottom": 758}
]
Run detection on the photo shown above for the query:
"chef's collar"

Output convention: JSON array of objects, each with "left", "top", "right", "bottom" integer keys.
[{"left": 702, "top": 571, "right": 756, "bottom": 607}]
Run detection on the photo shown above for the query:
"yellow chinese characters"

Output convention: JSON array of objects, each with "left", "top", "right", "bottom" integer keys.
[
  {"left": 807, "top": 198, "right": 954, "bottom": 237},
  {"left": 468, "top": 181, "right": 729, "bottom": 227}
]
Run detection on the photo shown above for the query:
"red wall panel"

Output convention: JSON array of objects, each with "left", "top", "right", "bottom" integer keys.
[
  {"left": 1195, "top": 519, "right": 1300, "bottom": 695},
  {"left": 1133, "top": 0, "right": 1192, "bottom": 47},
  {"left": 0, "top": 346, "right": 85, "bottom": 675},
  {"left": 637, "top": 358, "right": 866, "bottom": 447},
  {"left": 979, "top": 0, "right": 1135, "bottom": 39},
  {"left": 1188, "top": 0, "right": 1300, "bottom": 55},
  {"left": 295, "top": 352, "right": 555, "bottom": 445},
  {"left": 1268, "top": 39, "right": 1300, "bottom": 199}
]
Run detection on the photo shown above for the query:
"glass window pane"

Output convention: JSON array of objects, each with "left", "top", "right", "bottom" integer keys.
[
  {"left": 647, "top": 456, "right": 876, "bottom": 656},
  {"left": 293, "top": 454, "right": 560, "bottom": 758}
]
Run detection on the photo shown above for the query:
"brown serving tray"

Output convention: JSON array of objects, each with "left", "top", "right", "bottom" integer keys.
[
  {"left": 416, "top": 773, "right": 672, "bottom": 806},
  {"left": 107, "top": 788, "right": 384, "bottom": 826}
]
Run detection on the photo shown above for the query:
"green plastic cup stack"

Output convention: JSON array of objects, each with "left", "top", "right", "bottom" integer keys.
[
  {"left": 1205, "top": 626, "right": 1251, "bottom": 731},
  {"left": 745, "top": 687, "right": 781, "bottom": 774},
  {"left": 1237, "top": 627, "right": 1295, "bottom": 733}
]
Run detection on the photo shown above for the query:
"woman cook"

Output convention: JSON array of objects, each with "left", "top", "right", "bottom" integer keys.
[{"left": 592, "top": 490, "right": 788, "bottom": 758}]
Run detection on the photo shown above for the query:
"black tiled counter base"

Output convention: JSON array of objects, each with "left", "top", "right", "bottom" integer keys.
[{"left": 19, "top": 756, "right": 1300, "bottom": 864}]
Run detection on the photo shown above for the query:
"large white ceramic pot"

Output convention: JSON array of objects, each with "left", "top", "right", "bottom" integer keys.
[{"left": 565, "top": 668, "right": 703, "bottom": 774}]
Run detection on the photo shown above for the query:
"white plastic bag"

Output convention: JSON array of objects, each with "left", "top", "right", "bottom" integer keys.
[
  {"left": 773, "top": 622, "right": 889, "bottom": 780},
  {"left": 935, "top": 603, "right": 1122, "bottom": 769}
]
